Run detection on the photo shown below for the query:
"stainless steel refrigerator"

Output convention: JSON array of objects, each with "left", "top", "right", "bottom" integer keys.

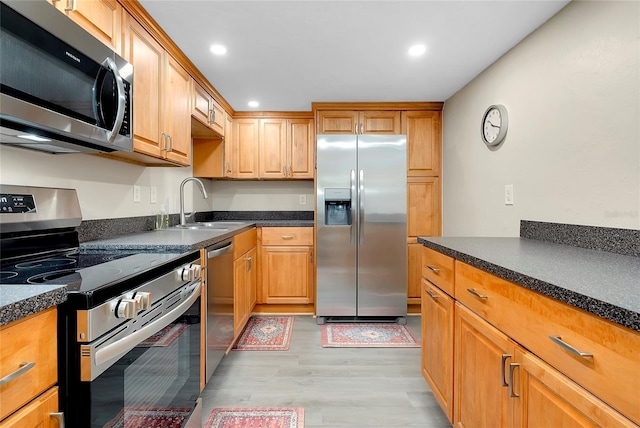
[{"left": 316, "top": 134, "right": 407, "bottom": 323}]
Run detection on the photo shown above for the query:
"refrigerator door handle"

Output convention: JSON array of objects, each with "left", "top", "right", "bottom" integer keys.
[
  {"left": 359, "top": 169, "right": 365, "bottom": 245},
  {"left": 350, "top": 169, "right": 356, "bottom": 245}
]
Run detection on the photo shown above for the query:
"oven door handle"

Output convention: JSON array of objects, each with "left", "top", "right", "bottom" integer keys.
[{"left": 94, "top": 282, "right": 201, "bottom": 367}]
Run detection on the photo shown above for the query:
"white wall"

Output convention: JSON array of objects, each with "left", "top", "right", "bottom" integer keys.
[
  {"left": 0, "top": 145, "right": 314, "bottom": 219},
  {"left": 442, "top": 0, "right": 640, "bottom": 236}
]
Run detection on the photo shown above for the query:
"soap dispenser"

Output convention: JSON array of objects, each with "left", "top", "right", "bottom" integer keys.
[{"left": 156, "top": 205, "right": 169, "bottom": 230}]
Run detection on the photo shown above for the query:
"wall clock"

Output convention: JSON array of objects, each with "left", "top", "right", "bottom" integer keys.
[{"left": 481, "top": 104, "right": 508, "bottom": 146}]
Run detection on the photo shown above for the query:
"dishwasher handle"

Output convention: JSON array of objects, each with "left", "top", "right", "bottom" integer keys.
[{"left": 207, "top": 242, "right": 233, "bottom": 259}]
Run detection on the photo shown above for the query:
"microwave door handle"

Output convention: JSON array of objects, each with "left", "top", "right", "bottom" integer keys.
[{"left": 99, "top": 57, "right": 126, "bottom": 144}]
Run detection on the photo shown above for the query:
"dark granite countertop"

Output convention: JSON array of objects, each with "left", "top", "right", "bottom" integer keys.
[
  {"left": 418, "top": 236, "right": 640, "bottom": 332},
  {"left": 80, "top": 221, "right": 313, "bottom": 252},
  {"left": 0, "top": 284, "right": 67, "bottom": 327}
]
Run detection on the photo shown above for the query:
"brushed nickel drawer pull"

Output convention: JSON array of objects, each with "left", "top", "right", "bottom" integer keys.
[
  {"left": 500, "top": 354, "right": 512, "bottom": 387},
  {"left": 282, "top": 235, "right": 294, "bottom": 240},
  {"left": 508, "top": 363, "right": 520, "bottom": 398},
  {"left": 426, "top": 289, "right": 439, "bottom": 299},
  {"left": 0, "top": 361, "right": 35, "bottom": 386},
  {"left": 467, "top": 288, "right": 488, "bottom": 299},
  {"left": 51, "top": 412, "right": 65, "bottom": 428},
  {"left": 549, "top": 336, "right": 594, "bottom": 358},
  {"left": 427, "top": 265, "right": 440, "bottom": 273}
]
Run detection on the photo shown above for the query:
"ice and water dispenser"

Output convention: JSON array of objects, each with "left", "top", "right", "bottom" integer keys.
[{"left": 324, "top": 188, "right": 351, "bottom": 226}]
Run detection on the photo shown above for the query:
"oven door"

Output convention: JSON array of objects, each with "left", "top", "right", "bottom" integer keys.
[{"left": 63, "top": 290, "right": 202, "bottom": 427}]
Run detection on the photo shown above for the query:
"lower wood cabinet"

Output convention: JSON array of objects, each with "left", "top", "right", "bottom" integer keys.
[
  {"left": 421, "top": 246, "right": 638, "bottom": 427},
  {"left": 421, "top": 279, "right": 454, "bottom": 423},
  {"left": 0, "top": 308, "right": 59, "bottom": 426},
  {"left": 258, "top": 227, "right": 314, "bottom": 305},
  {"left": 233, "top": 229, "right": 257, "bottom": 337}
]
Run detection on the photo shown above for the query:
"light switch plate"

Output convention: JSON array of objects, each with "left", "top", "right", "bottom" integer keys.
[
  {"left": 299, "top": 195, "right": 307, "bottom": 205},
  {"left": 150, "top": 186, "right": 157, "bottom": 204},
  {"left": 505, "top": 184, "right": 514, "bottom": 205},
  {"left": 133, "top": 185, "right": 141, "bottom": 203}
]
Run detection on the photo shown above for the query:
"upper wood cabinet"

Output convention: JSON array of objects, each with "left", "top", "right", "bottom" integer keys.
[
  {"left": 317, "top": 110, "right": 400, "bottom": 134},
  {"left": 192, "top": 80, "right": 225, "bottom": 137},
  {"left": 48, "top": 0, "right": 121, "bottom": 51},
  {"left": 259, "top": 118, "right": 314, "bottom": 179},
  {"left": 121, "top": 14, "right": 191, "bottom": 166},
  {"left": 402, "top": 111, "right": 441, "bottom": 177},
  {"left": 233, "top": 118, "right": 260, "bottom": 179}
]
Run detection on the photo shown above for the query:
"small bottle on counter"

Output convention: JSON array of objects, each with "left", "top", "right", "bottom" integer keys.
[{"left": 156, "top": 206, "right": 169, "bottom": 230}]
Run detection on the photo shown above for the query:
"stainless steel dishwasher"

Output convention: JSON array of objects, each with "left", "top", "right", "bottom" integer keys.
[{"left": 204, "top": 239, "right": 234, "bottom": 382}]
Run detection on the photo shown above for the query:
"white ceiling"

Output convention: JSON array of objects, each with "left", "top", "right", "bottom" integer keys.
[{"left": 138, "top": 0, "right": 571, "bottom": 112}]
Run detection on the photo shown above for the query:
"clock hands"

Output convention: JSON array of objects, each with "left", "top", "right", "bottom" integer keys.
[{"left": 487, "top": 120, "right": 501, "bottom": 128}]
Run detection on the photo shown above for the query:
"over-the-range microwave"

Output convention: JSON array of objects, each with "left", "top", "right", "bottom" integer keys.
[{"left": 0, "top": 0, "right": 133, "bottom": 154}]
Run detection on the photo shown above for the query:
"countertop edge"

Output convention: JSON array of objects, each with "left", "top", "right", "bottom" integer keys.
[
  {"left": 0, "top": 286, "right": 67, "bottom": 327},
  {"left": 418, "top": 237, "right": 640, "bottom": 332}
]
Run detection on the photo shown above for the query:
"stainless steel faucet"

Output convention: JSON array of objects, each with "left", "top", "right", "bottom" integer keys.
[{"left": 180, "top": 177, "right": 208, "bottom": 225}]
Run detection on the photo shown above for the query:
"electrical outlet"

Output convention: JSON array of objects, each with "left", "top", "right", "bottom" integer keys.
[
  {"left": 150, "top": 186, "right": 158, "bottom": 204},
  {"left": 505, "top": 184, "right": 514, "bottom": 205},
  {"left": 299, "top": 195, "right": 307, "bottom": 205},
  {"left": 133, "top": 185, "right": 141, "bottom": 203}
]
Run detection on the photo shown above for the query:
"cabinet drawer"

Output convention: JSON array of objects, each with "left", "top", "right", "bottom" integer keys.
[
  {"left": 0, "top": 309, "right": 57, "bottom": 420},
  {"left": 0, "top": 387, "right": 59, "bottom": 428},
  {"left": 233, "top": 227, "right": 257, "bottom": 259},
  {"left": 455, "top": 261, "right": 640, "bottom": 425},
  {"left": 422, "top": 246, "right": 454, "bottom": 297},
  {"left": 261, "top": 227, "right": 313, "bottom": 246}
]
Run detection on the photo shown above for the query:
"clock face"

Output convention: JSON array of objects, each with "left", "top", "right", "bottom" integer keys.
[{"left": 482, "top": 105, "right": 508, "bottom": 146}]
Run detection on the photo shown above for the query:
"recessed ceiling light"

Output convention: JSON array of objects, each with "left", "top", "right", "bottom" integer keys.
[
  {"left": 408, "top": 44, "right": 426, "bottom": 57},
  {"left": 210, "top": 44, "right": 227, "bottom": 55},
  {"left": 248, "top": 100, "right": 259, "bottom": 108}
]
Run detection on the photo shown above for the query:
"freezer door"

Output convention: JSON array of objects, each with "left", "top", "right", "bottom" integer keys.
[
  {"left": 357, "top": 135, "right": 407, "bottom": 317},
  {"left": 316, "top": 134, "right": 357, "bottom": 317}
]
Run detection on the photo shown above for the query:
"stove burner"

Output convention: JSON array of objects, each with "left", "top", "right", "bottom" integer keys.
[
  {"left": 0, "top": 271, "right": 18, "bottom": 281},
  {"left": 16, "top": 257, "right": 77, "bottom": 269},
  {"left": 27, "top": 269, "right": 78, "bottom": 284},
  {"left": 27, "top": 266, "right": 124, "bottom": 284}
]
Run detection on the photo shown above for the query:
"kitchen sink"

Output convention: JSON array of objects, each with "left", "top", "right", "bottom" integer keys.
[{"left": 171, "top": 221, "right": 250, "bottom": 230}]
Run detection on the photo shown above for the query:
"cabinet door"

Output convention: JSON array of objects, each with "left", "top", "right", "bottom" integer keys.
[
  {"left": 246, "top": 247, "right": 257, "bottom": 314},
  {"left": 0, "top": 387, "right": 59, "bottom": 428},
  {"left": 514, "top": 348, "right": 635, "bottom": 428},
  {"left": 234, "top": 119, "right": 259, "bottom": 178},
  {"left": 210, "top": 98, "right": 226, "bottom": 136},
  {"left": 122, "top": 15, "right": 164, "bottom": 158},
  {"left": 163, "top": 55, "right": 191, "bottom": 166},
  {"left": 407, "top": 241, "right": 423, "bottom": 301},
  {"left": 288, "top": 118, "right": 314, "bottom": 179},
  {"left": 454, "top": 303, "right": 514, "bottom": 428},
  {"left": 422, "top": 280, "right": 454, "bottom": 424},
  {"left": 224, "top": 115, "right": 235, "bottom": 178},
  {"left": 259, "top": 119, "right": 287, "bottom": 178},
  {"left": 233, "top": 256, "right": 248, "bottom": 337},
  {"left": 316, "top": 110, "right": 358, "bottom": 134},
  {"left": 52, "top": 0, "right": 121, "bottom": 51},
  {"left": 261, "top": 246, "right": 312, "bottom": 304},
  {"left": 192, "top": 80, "right": 213, "bottom": 129},
  {"left": 359, "top": 111, "right": 401, "bottom": 134},
  {"left": 402, "top": 111, "right": 441, "bottom": 177},
  {"left": 407, "top": 177, "right": 441, "bottom": 238}
]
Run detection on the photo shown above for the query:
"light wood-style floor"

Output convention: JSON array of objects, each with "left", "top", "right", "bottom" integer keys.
[{"left": 200, "top": 315, "right": 451, "bottom": 427}]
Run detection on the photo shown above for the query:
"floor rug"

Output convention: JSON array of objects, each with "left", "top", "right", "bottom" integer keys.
[
  {"left": 204, "top": 407, "right": 304, "bottom": 428},
  {"left": 103, "top": 407, "right": 192, "bottom": 428},
  {"left": 321, "top": 323, "right": 420, "bottom": 348},
  {"left": 233, "top": 316, "right": 294, "bottom": 351},
  {"left": 137, "top": 323, "right": 189, "bottom": 347}
]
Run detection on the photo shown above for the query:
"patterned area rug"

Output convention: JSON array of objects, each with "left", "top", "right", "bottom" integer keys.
[
  {"left": 233, "top": 316, "right": 294, "bottom": 351},
  {"left": 103, "top": 407, "right": 192, "bottom": 428},
  {"left": 205, "top": 407, "right": 304, "bottom": 428},
  {"left": 137, "top": 323, "right": 189, "bottom": 347},
  {"left": 321, "top": 323, "right": 420, "bottom": 348}
]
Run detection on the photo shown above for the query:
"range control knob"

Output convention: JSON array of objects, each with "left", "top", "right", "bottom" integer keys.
[
  {"left": 189, "top": 264, "right": 202, "bottom": 280},
  {"left": 115, "top": 298, "right": 138, "bottom": 319},
  {"left": 133, "top": 292, "right": 151, "bottom": 311},
  {"left": 177, "top": 264, "right": 201, "bottom": 282}
]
